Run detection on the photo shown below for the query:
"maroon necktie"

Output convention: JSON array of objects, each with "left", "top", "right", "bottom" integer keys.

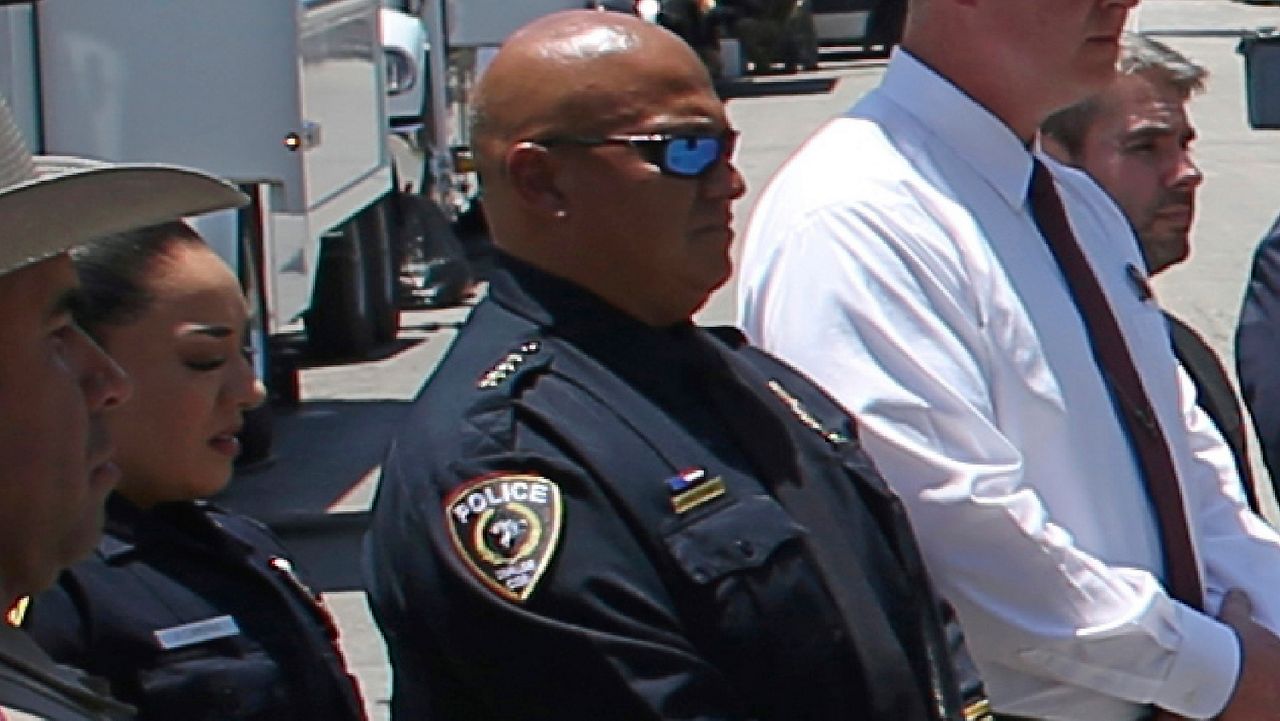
[{"left": 1028, "top": 159, "right": 1203, "bottom": 610}]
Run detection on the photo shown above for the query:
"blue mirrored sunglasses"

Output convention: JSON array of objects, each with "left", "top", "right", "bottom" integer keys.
[{"left": 532, "top": 129, "right": 738, "bottom": 178}]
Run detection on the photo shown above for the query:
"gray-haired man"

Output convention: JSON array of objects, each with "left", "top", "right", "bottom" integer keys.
[{"left": 1041, "top": 35, "right": 1258, "bottom": 509}]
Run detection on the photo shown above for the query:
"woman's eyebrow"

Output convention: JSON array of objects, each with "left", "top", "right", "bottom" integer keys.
[{"left": 179, "top": 323, "right": 234, "bottom": 338}]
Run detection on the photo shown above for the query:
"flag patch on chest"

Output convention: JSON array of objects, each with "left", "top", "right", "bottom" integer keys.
[
  {"left": 666, "top": 467, "right": 726, "bottom": 514},
  {"left": 445, "top": 474, "right": 562, "bottom": 603}
]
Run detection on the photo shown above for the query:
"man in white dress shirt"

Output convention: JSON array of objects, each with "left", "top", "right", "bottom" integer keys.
[{"left": 738, "top": 0, "right": 1280, "bottom": 718}]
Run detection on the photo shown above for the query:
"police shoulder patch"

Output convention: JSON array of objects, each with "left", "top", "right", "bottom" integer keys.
[{"left": 444, "top": 473, "right": 563, "bottom": 603}]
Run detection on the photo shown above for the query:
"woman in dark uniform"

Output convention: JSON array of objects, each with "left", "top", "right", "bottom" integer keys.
[{"left": 22, "top": 222, "right": 367, "bottom": 721}]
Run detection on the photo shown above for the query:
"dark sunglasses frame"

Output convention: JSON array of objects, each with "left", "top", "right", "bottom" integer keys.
[{"left": 529, "top": 129, "right": 738, "bottom": 178}]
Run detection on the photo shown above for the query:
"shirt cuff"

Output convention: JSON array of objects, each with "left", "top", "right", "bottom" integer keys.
[{"left": 1152, "top": 603, "right": 1240, "bottom": 718}]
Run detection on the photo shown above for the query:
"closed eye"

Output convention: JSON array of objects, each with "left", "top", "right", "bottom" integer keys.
[{"left": 185, "top": 358, "right": 228, "bottom": 372}]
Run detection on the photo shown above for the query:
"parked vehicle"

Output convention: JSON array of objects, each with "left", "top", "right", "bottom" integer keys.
[
  {"left": 399, "top": 0, "right": 594, "bottom": 220},
  {"left": 0, "top": 0, "right": 626, "bottom": 462},
  {"left": 381, "top": 2, "right": 430, "bottom": 132},
  {"left": 0, "top": 0, "right": 439, "bottom": 462},
  {"left": 810, "top": 0, "right": 905, "bottom": 53},
  {"left": 379, "top": 0, "right": 476, "bottom": 311}
]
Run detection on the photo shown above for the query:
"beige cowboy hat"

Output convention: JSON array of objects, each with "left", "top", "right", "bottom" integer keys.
[{"left": 0, "top": 95, "right": 247, "bottom": 275}]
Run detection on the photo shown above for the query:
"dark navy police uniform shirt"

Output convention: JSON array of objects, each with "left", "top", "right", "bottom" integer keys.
[
  {"left": 364, "top": 252, "right": 963, "bottom": 721},
  {"left": 25, "top": 495, "right": 366, "bottom": 721}
]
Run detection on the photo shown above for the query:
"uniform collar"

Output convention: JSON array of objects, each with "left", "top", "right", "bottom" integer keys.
[
  {"left": 97, "top": 494, "right": 246, "bottom": 562},
  {"left": 491, "top": 250, "right": 695, "bottom": 334},
  {"left": 486, "top": 251, "right": 707, "bottom": 378},
  {"left": 97, "top": 493, "right": 146, "bottom": 559}
]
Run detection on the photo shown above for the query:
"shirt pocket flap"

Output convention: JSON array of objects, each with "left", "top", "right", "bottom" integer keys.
[{"left": 664, "top": 494, "right": 805, "bottom": 584}]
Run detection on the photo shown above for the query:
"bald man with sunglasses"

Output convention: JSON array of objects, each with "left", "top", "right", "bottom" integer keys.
[{"left": 363, "top": 10, "right": 964, "bottom": 721}]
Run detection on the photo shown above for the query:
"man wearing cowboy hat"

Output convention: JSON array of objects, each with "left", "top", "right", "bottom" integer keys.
[{"left": 0, "top": 94, "right": 247, "bottom": 720}]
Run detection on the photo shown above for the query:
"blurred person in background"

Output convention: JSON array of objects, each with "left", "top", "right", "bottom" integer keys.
[
  {"left": 657, "top": 0, "right": 725, "bottom": 76},
  {"left": 731, "top": 0, "right": 819, "bottom": 74}
]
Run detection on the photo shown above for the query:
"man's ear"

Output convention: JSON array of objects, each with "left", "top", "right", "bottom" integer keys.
[{"left": 506, "top": 142, "right": 568, "bottom": 219}]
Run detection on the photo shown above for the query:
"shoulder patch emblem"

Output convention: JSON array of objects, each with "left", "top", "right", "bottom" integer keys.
[{"left": 445, "top": 473, "right": 562, "bottom": 603}]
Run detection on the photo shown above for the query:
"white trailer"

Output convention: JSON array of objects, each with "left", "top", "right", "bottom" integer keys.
[
  {"left": 390, "top": 0, "right": 600, "bottom": 225},
  {"left": 38, "top": 0, "right": 403, "bottom": 352},
  {"left": 0, "top": 0, "right": 438, "bottom": 458}
]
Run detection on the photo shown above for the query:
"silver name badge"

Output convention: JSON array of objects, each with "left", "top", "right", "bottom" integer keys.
[{"left": 154, "top": 614, "right": 241, "bottom": 650}]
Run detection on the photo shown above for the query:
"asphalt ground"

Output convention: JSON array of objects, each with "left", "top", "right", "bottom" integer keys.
[{"left": 218, "top": 3, "right": 1280, "bottom": 717}]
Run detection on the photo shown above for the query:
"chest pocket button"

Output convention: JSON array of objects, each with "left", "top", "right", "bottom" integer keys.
[{"left": 664, "top": 494, "right": 803, "bottom": 585}]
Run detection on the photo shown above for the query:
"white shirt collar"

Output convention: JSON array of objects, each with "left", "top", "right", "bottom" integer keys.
[{"left": 876, "top": 47, "right": 1036, "bottom": 212}]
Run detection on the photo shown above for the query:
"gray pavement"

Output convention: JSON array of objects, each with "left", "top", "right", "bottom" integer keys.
[{"left": 219, "top": 2, "right": 1280, "bottom": 717}]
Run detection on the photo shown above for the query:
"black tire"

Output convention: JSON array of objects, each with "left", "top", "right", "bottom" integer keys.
[
  {"left": 360, "top": 198, "right": 401, "bottom": 345},
  {"left": 306, "top": 197, "right": 403, "bottom": 356},
  {"left": 306, "top": 221, "right": 376, "bottom": 358}
]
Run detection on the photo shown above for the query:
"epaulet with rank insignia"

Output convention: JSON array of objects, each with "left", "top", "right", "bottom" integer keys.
[
  {"left": 475, "top": 339, "right": 550, "bottom": 395},
  {"left": 766, "top": 379, "right": 850, "bottom": 447},
  {"left": 5, "top": 596, "right": 28, "bottom": 627},
  {"left": 461, "top": 338, "right": 554, "bottom": 457}
]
